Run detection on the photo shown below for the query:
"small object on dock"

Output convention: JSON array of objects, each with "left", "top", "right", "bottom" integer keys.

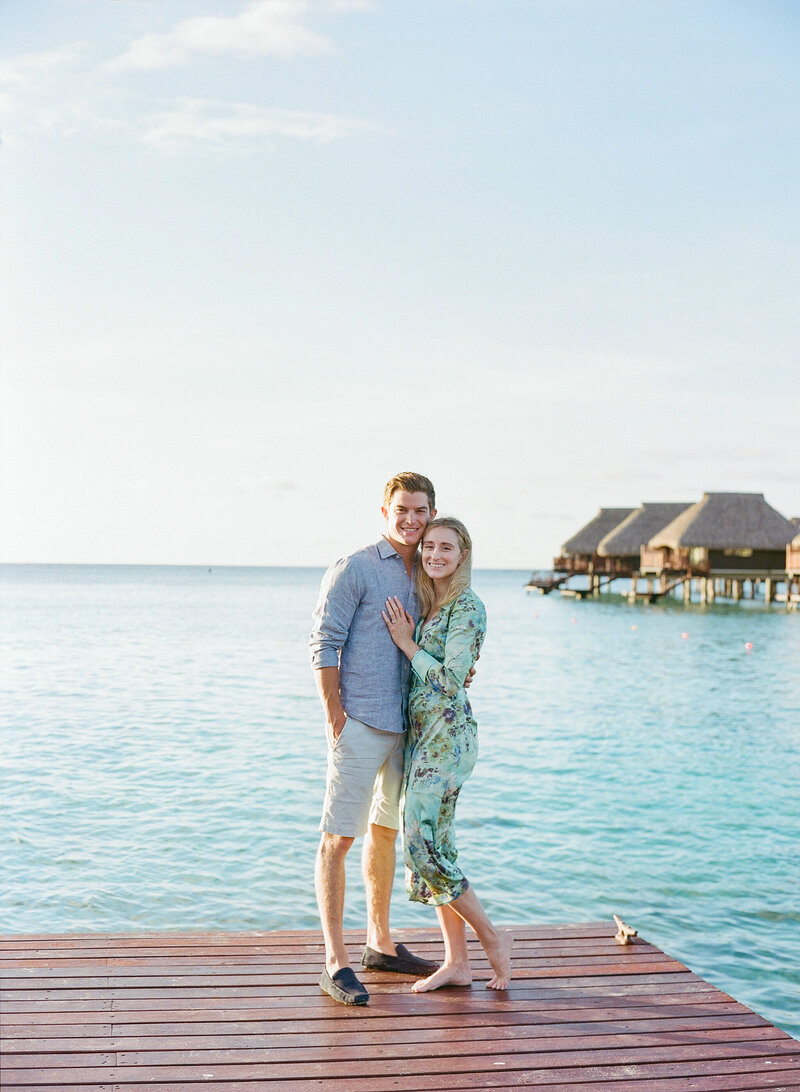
[
  {"left": 525, "top": 569, "right": 568, "bottom": 594},
  {"left": 613, "top": 914, "right": 638, "bottom": 945}
]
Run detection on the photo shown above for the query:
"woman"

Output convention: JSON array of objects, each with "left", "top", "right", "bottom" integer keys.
[{"left": 382, "top": 517, "right": 512, "bottom": 992}]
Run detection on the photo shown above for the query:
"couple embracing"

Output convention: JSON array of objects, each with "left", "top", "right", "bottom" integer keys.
[{"left": 309, "top": 471, "right": 512, "bottom": 1006}]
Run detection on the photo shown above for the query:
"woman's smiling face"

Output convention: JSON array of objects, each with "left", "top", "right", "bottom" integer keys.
[{"left": 421, "top": 526, "right": 463, "bottom": 583}]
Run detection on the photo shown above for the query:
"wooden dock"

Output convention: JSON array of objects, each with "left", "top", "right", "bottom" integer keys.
[
  {"left": 2, "top": 921, "right": 798, "bottom": 1090},
  {"left": 524, "top": 571, "right": 570, "bottom": 595}
]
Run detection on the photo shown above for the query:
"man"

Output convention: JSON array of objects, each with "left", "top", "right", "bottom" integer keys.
[{"left": 309, "top": 471, "right": 440, "bottom": 1005}]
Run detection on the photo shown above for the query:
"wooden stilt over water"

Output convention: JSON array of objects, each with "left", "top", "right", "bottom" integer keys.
[{"left": 2, "top": 921, "right": 799, "bottom": 1089}]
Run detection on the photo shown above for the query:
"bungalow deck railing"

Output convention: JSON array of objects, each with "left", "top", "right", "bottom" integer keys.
[
  {"left": 553, "top": 556, "right": 636, "bottom": 575},
  {"left": 639, "top": 547, "right": 706, "bottom": 574}
]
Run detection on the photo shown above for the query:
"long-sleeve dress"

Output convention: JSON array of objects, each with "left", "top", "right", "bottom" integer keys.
[{"left": 403, "top": 588, "right": 487, "bottom": 906}]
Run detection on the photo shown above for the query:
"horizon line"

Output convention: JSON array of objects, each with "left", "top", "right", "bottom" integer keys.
[{"left": 0, "top": 560, "right": 539, "bottom": 572}]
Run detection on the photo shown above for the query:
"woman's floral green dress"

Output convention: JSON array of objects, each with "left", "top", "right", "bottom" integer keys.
[{"left": 403, "top": 588, "right": 487, "bottom": 906}]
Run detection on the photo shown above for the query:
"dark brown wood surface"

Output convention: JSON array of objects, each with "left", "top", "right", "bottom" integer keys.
[{"left": 1, "top": 922, "right": 797, "bottom": 1090}]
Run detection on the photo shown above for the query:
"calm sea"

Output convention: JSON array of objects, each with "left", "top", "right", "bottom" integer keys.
[{"left": 1, "top": 564, "right": 798, "bottom": 1036}]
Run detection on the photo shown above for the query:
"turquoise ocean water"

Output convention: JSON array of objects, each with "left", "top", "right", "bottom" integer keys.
[{"left": 1, "top": 563, "right": 798, "bottom": 1036}]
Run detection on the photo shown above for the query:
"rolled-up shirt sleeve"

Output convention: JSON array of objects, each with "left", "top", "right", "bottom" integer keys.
[
  {"left": 410, "top": 597, "right": 486, "bottom": 695},
  {"left": 309, "top": 557, "right": 363, "bottom": 669}
]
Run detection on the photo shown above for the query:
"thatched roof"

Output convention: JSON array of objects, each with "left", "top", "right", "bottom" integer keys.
[
  {"left": 597, "top": 502, "right": 694, "bottom": 557},
  {"left": 647, "top": 493, "right": 796, "bottom": 550},
  {"left": 562, "top": 508, "right": 635, "bottom": 555}
]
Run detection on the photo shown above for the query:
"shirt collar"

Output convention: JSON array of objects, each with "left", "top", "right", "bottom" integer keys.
[{"left": 377, "top": 536, "right": 400, "bottom": 559}]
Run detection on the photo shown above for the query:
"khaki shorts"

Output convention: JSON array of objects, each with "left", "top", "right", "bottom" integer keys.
[{"left": 319, "top": 716, "right": 405, "bottom": 837}]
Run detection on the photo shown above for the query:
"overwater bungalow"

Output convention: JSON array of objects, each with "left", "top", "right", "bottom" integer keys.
[
  {"left": 545, "top": 506, "right": 636, "bottom": 596},
  {"left": 530, "top": 492, "right": 798, "bottom": 608},
  {"left": 641, "top": 492, "right": 796, "bottom": 604},
  {"left": 597, "top": 501, "right": 693, "bottom": 571},
  {"left": 554, "top": 507, "right": 635, "bottom": 574}
]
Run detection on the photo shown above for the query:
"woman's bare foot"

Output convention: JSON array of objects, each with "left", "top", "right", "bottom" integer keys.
[
  {"left": 485, "top": 929, "right": 513, "bottom": 990},
  {"left": 411, "top": 961, "right": 472, "bottom": 993}
]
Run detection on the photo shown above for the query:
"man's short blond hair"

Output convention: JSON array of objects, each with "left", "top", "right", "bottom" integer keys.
[{"left": 382, "top": 472, "right": 436, "bottom": 512}]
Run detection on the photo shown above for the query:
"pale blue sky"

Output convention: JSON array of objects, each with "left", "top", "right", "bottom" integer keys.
[{"left": 1, "top": 0, "right": 798, "bottom": 567}]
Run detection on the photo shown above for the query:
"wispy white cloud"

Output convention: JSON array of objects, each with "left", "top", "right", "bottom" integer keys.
[
  {"left": 139, "top": 98, "right": 381, "bottom": 155},
  {"left": 0, "top": 44, "right": 87, "bottom": 85},
  {"left": 0, "top": 42, "right": 115, "bottom": 143},
  {"left": 107, "top": 0, "right": 334, "bottom": 72},
  {"left": 0, "top": 3, "right": 378, "bottom": 153}
]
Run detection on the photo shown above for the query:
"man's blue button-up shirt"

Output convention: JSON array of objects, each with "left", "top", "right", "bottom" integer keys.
[{"left": 309, "top": 538, "right": 418, "bottom": 734}]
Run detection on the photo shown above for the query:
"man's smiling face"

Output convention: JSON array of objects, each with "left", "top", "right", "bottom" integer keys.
[{"left": 381, "top": 490, "right": 435, "bottom": 551}]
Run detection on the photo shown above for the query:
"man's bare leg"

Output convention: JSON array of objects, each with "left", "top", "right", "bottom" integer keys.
[
  {"left": 315, "top": 833, "right": 354, "bottom": 973},
  {"left": 412, "top": 903, "right": 472, "bottom": 992},
  {"left": 362, "top": 822, "right": 399, "bottom": 955}
]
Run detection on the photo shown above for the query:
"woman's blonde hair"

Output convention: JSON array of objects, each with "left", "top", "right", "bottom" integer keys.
[{"left": 415, "top": 517, "right": 473, "bottom": 618}]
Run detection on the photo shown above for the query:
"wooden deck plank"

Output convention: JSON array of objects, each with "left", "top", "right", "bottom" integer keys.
[
  {"left": 5, "top": 1034, "right": 796, "bottom": 1069},
  {"left": 7, "top": 1074, "right": 796, "bottom": 1092},
  {"left": 3, "top": 1025, "right": 791, "bottom": 1059},
  {"left": 3, "top": 1060, "right": 800, "bottom": 1089},
  {"left": 2, "top": 941, "right": 667, "bottom": 967},
  {"left": 0, "top": 922, "right": 615, "bottom": 943},
  {"left": 0, "top": 995, "right": 755, "bottom": 1021},
  {"left": 0, "top": 930, "right": 618, "bottom": 950},
  {"left": 2, "top": 1017, "right": 771, "bottom": 1055},
  {"left": 107, "top": 1062, "right": 796, "bottom": 1092},
  {"left": 0, "top": 981, "right": 732, "bottom": 1008},
  {"left": 3, "top": 1045, "right": 800, "bottom": 1085},
  {"left": 0, "top": 951, "right": 676, "bottom": 978},
  {"left": 0, "top": 991, "right": 742, "bottom": 1025},
  {"left": 0, "top": 966, "right": 692, "bottom": 993},
  {"left": 1, "top": 1011, "right": 772, "bottom": 1043},
  {"left": 3, "top": 980, "right": 698, "bottom": 1006},
  {"left": 0, "top": 924, "right": 795, "bottom": 1090},
  {"left": 0, "top": 962, "right": 682, "bottom": 990}
]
